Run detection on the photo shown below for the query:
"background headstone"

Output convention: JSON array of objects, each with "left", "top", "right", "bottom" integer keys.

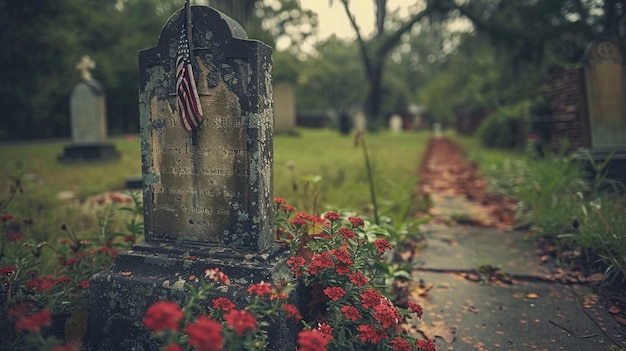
[
  {"left": 57, "top": 56, "right": 120, "bottom": 163},
  {"left": 274, "top": 82, "right": 297, "bottom": 134},
  {"left": 353, "top": 110, "right": 367, "bottom": 132},
  {"left": 389, "top": 114, "right": 403, "bottom": 133},
  {"left": 89, "top": 6, "right": 297, "bottom": 350},
  {"left": 584, "top": 38, "right": 626, "bottom": 147}
]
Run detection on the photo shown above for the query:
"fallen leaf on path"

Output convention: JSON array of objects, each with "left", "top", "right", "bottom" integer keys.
[
  {"left": 417, "top": 320, "right": 456, "bottom": 343},
  {"left": 120, "top": 271, "right": 132, "bottom": 276},
  {"left": 524, "top": 292, "right": 539, "bottom": 299},
  {"left": 410, "top": 281, "right": 434, "bottom": 297},
  {"left": 614, "top": 316, "right": 626, "bottom": 326},
  {"left": 464, "top": 271, "right": 482, "bottom": 282},
  {"left": 587, "top": 273, "right": 604, "bottom": 284},
  {"left": 607, "top": 305, "right": 621, "bottom": 315}
]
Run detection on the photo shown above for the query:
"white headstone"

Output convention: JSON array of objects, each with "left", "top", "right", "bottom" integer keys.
[{"left": 389, "top": 114, "right": 402, "bottom": 133}]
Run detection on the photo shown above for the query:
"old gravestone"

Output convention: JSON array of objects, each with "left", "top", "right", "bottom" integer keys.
[
  {"left": 57, "top": 55, "right": 120, "bottom": 163},
  {"left": 578, "top": 38, "right": 626, "bottom": 183},
  {"left": 89, "top": 6, "right": 296, "bottom": 350},
  {"left": 389, "top": 114, "right": 403, "bottom": 133},
  {"left": 273, "top": 82, "right": 297, "bottom": 134}
]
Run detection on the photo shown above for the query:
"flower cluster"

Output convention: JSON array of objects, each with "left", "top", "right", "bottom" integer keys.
[
  {"left": 275, "top": 202, "right": 436, "bottom": 351},
  {"left": 1, "top": 191, "right": 143, "bottom": 350},
  {"left": 144, "top": 269, "right": 303, "bottom": 351}
]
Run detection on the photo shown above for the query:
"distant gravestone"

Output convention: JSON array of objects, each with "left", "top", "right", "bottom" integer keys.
[
  {"left": 584, "top": 38, "right": 626, "bottom": 147},
  {"left": 274, "top": 82, "right": 296, "bottom": 134},
  {"left": 389, "top": 114, "right": 403, "bottom": 133},
  {"left": 57, "top": 56, "right": 120, "bottom": 163},
  {"left": 577, "top": 37, "right": 626, "bottom": 184},
  {"left": 89, "top": 6, "right": 296, "bottom": 351},
  {"left": 353, "top": 110, "right": 367, "bottom": 132}
]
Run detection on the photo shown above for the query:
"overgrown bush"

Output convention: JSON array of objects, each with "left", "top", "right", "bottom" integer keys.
[{"left": 476, "top": 102, "right": 528, "bottom": 149}]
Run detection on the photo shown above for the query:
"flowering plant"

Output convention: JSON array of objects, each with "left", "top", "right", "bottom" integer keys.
[
  {"left": 1, "top": 188, "right": 142, "bottom": 350},
  {"left": 143, "top": 198, "right": 435, "bottom": 351},
  {"left": 144, "top": 268, "right": 300, "bottom": 351},
  {"left": 274, "top": 198, "right": 436, "bottom": 351}
]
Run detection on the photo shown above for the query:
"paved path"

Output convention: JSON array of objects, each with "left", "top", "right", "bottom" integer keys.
[{"left": 407, "top": 137, "right": 626, "bottom": 351}]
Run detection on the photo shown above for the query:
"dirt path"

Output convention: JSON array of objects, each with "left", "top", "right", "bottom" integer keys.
[{"left": 406, "top": 136, "right": 626, "bottom": 350}]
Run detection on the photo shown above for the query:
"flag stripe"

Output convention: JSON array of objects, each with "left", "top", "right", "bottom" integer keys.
[{"left": 176, "top": 17, "right": 203, "bottom": 132}]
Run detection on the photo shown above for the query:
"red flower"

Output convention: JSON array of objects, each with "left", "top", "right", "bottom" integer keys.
[
  {"left": 247, "top": 281, "right": 273, "bottom": 296},
  {"left": 52, "top": 341, "right": 81, "bottom": 351},
  {"left": 334, "top": 263, "right": 351, "bottom": 275},
  {"left": 372, "top": 303, "right": 400, "bottom": 329},
  {"left": 337, "top": 227, "right": 355, "bottom": 239},
  {"left": 204, "top": 268, "right": 231, "bottom": 285},
  {"left": 282, "top": 303, "right": 302, "bottom": 321},
  {"left": 348, "top": 217, "right": 364, "bottom": 228},
  {"left": 360, "top": 289, "right": 384, "bottom": 309},
  {"left": 15, "top": 309, "right": 52, "bottom": 332},
  {"left": 287, "top": 255, "right": 306, "bottom": 276},
  {"left": 416, "top": 338, "right": 437, "bottom": 351},
  {"left": 307, "top": 252, "right": 333, "bottom": 275},
  {"left": 124, "top": 235, "right": 136, "bottom": 243},
  {"left": 78, "top": 280, "right": 89, "bottom": 289},
  {"left": 0, "top": 265, "right": 16, "bottom": 275},
  {"left": 374, "top": 238, "right": 393, "bottom": 253},
  {"left": 143, "top": 301, "right": 184, "bottom": 332},
  {"left": 330, "top": 248, "right": 352, "bottom": 265},
  {"left": 392, "top": 337, "right": 412, "bottom": 351},
  {"left": 408, "top": 301, "right": 423, "bottom": 319},
  {"left": 348, "top": 272, "right": 369, "bottom": 287},
  {"left": 1, "top": 214, "right": 14, "bottom": 222},
  {"left": 212, "top": 297, "right": 236, "bottom": 312},
  {"left": 357, "top": 324, "right": 387, "bottom": 343},
  {"left": 224, "top": 309, "right": 257, "bottom": 335},
  {"left": 281, "top": 205, "right": 297, "bottom": 212},
  {"left": 162, "top": 343, "right": 183, "bottom": 351},
  {"left": 317, "top": 323, "right": 334, "bottom": 340},
  {"left": 26, "top": 276, "right": 55, "bottom": 293},
  {"left": 273, "top": 197, "right": 287, "bottom": 205},
  {"left": 184, "top": 315, "right": 223, "bottom": 351},
  {"left": 341, "top": 305, "right": 362, "bottom": 322},
  {"left": 323, "top": 211, "right": 341, "bottom": 222},
  {"left": 297, "top": 330, "right": 328, "bottom": 351},
  {"left": 323, "top": 286, "right": 346, "bottom": 302},
  {"left": 8, "top": 234, "right": 23, "bottom": 241}
]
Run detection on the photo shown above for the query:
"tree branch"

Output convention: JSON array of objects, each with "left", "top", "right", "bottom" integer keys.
[{"left": 338, "top": 0, "right": 373, "bottom": 76}]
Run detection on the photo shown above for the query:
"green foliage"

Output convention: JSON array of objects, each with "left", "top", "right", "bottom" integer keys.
[
  {"left": 460, "top": 134, "right": 626, "bottom": 286},
  {"left": 273, "top": 129, "right": 430, "bottom": 224},
  {"left": 477, "top": 101, "right": 529, "bottom": 149}
]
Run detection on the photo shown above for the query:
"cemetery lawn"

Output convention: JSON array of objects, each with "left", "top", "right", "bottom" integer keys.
[{"left": 0, "top": 129, "right": 429, "bottom": 241}]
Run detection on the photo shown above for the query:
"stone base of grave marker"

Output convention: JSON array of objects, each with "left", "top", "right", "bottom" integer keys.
[
  {"left": 574, "top": 147, "right": 626, "bottom": 186},
  {"left": 57, "top": 142, "right": 120, "bottom": 163},
  {"left": 89, "top": 242, "right": 299, "bottom": 351}
]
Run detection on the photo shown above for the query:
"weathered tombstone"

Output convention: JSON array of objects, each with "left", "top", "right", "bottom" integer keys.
[
  {"left": 57, "top": 56, "right": 120, "bottom": 163},
  {"left": 433, "top": 122, "right": 442, "bottom": 138},
  {"left": 353, "top": 110, "right": 367, "bottom": 132},
  {"left": 389, "top": 114, "right": 403, "bottom": 133},
  {"left": 273, "top": 82, "right": 297, "bottom": 134},
  {"left": 89, "top": 6, "right": 296, "bottom": 350},
  {"left": 578, "top": 38, "right": 626, "bottom": 183}
]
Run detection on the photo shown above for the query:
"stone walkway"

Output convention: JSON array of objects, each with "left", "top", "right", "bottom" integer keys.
[{"left": 406, "top": 137, "right": 626, "bottom": 351}]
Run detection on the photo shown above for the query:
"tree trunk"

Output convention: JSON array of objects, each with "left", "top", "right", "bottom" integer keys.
[{"left": 364, "top": 61, "right": 385, "bottom": 129}]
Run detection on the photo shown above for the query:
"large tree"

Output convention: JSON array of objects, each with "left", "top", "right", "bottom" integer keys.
[{"left": 335, "top": 0, "right": 448, "bottom": 127}]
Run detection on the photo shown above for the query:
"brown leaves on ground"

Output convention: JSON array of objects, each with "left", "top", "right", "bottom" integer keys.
[
  {"left": 417, "top": 137, "right": 517, "bottom": 229},
  {"left": 416, "top": 320, "right": 456, "bottom": 344}
]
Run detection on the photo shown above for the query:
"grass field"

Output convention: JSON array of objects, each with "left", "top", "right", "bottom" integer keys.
[{"left": 0, "top": 129, "right": 431, "bottom": 240}]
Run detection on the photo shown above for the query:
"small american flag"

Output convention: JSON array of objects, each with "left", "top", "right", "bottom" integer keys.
[{"left": 176, "top": 19, "right": 203, "bottom": 132}]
